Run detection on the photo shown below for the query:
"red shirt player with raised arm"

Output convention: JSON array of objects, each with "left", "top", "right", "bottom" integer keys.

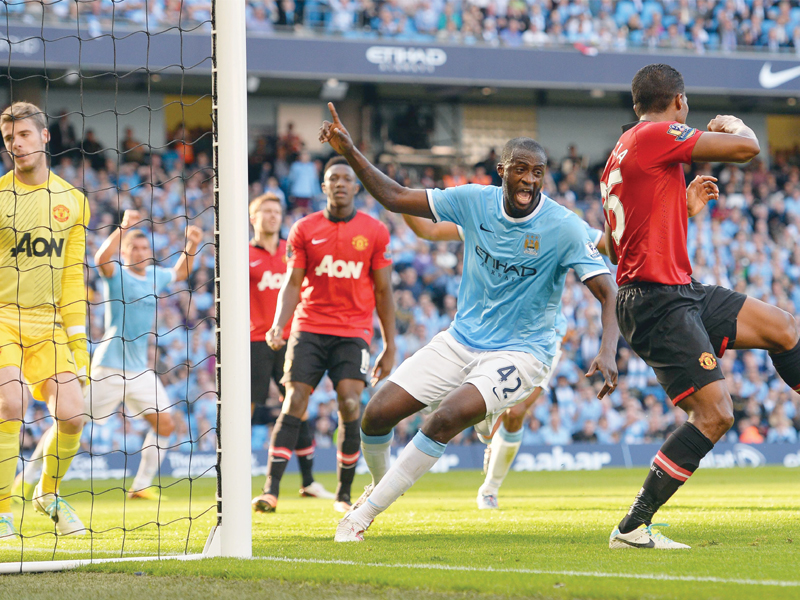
[
  {"left": 252, "top": 157, "right": 396, "bottom": 515},
  {"left": 603, "top": 64, "right": 799, "bottom": 550}
]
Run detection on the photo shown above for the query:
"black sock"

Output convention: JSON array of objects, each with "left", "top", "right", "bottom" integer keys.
[
  {"left": 619, "top": 422, "right": 714, "bottom": 534},
  {"left": 264, "top": 413, "right": 302, "bottom": 498},
  {"left": 295, "top": 419, "right": 316, "bottom": 489},
  {"left": 335, "top": 419, "right": 361, "bottom": 503},
  {"left": 770, "top": 339, "right": 800, "bottom": 392}
]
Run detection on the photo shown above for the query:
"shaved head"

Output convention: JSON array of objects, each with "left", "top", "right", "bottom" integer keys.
[{"left": 501, "top": 137, "right": 546, "bottom": 165}]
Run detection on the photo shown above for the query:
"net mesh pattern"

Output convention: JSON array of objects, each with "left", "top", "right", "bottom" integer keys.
[{"left": 0, "top": 0, "right": 217, "bottom": 566}]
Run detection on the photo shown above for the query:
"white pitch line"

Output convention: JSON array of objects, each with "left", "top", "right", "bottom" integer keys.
[{"left": 254, "top": 556, "right": 800, "bottom": 588}]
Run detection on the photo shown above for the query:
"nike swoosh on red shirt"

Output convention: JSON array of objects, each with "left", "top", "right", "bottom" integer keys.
[{"left": 311, "top": 238, "right": 327, "bottom": 245}]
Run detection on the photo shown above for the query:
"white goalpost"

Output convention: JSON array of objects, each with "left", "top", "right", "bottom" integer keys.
[
  {"left": 206, "top": 0, "right": 253, "bottom": 560},
  {"left": 0, "top": 0, "right": 251, "bottom": 572}
]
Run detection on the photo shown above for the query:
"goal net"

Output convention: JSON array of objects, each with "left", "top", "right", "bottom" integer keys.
[{"left": 0, "top": 0, "right": 251, "bottom": 572}]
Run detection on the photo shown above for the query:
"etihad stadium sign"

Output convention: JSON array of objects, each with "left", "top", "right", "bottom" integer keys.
[{"left": 366, "top": 46, "right": 447, "bottom": 74}]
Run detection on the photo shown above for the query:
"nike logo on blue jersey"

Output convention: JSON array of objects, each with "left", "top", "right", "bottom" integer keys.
[{"left": 479, "top": 223, "right": 493, "bottom": 233}]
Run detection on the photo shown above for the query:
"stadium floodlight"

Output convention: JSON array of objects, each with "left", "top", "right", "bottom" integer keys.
[{"left": 0, "top": 0, "right": 250, "bottom": 573}]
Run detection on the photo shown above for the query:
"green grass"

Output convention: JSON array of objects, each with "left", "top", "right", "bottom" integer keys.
[{"left": 1, "top": 467, "right": 799, "bottom": 600}]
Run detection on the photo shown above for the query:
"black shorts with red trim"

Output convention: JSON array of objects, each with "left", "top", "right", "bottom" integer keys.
[
  {"left": 616, "top": 280, "right": 746, "bottom": 404},
  {"left": 251, "top": 341, "right": 287, "bottom": 407},
  {"left": 281, "top": 331, "right": 370, "bottom": 389}
]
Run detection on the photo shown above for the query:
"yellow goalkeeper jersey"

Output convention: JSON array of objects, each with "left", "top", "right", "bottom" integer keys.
[{"left": 0, "top": 170, "right": 90, "bottom": 340}]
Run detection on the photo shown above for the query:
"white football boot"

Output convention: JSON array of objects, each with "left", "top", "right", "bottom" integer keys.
[{"left": 609, "top": 523, "right": 690, "bottom": 549}]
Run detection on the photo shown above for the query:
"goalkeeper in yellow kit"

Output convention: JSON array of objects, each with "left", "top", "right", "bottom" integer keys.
[{"left": 0, "top": 102, "right": 90, "bottom": 538}]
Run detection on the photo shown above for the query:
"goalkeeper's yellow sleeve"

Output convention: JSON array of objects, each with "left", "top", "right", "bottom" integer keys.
[{"left": 60, "top": 196, "right": 91, "bottom": 380}]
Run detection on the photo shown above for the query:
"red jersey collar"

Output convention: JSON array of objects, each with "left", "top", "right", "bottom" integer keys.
[
  {"left": 622, "top": 120, "right": 647, "bottom": 132},
  {"left": 323, "top": 207, "right": 357, "bottom": 223},
  {"left": 250, "top": 238, "right": 282, "bottom": 254}
]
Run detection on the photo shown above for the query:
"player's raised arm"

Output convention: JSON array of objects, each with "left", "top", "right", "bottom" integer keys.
[
  {"left": 95, "top": 209, "right": 144, "bottom": 278},
  {"left": 686, "top": 175, "right": 719, "bottom": 218},
  {"left": 173, "top": 225, "right": 203, "bottom": 282},
  {"left": 691, "top": 115, "right": 760, "bottom": 163},
  {"left": 402, "top": 213, "right": 461, "bottom": 242},
  {"left": 583, "top": 273, "right": 619, "bottom": 399},
  {"left": 320, "top": 103, "right": 431, "bottom": 218}
]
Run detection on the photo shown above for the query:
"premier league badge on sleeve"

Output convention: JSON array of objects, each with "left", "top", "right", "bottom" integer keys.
[
  {"left": 586, "top": 241, "right": 601, "bottom": 260},
  {"left": 667, "top": 123, "right": 697, "bottom": 142}
]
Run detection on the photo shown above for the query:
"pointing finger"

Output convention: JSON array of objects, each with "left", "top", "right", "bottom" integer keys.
[{"left": 328, "top": 102, "right": 342, "bottom": 125}]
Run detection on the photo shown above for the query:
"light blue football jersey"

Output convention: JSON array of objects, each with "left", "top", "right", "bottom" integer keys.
[
  {"left": 427, "top": 185, "right": 609, "bottom": 364},
  {"left": 93, "top": 265, "right": 176, "bottom": 373}
]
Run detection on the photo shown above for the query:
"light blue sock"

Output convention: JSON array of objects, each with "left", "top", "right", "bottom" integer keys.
[{"left": 351, "top": 431, "right": 445, "bottom": 527}]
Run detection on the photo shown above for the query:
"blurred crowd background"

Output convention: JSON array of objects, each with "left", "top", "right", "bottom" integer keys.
[
  {"left": 4, "top": 108, "right": 800, "bottom": 458},
  {"left": 7, "top": 0, "right": 800, "bottom": 54}
]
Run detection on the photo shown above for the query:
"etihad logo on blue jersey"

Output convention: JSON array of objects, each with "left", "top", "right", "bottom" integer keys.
[
  {"left": 667, "top": 123, "right": 696, "bottom": 142},
  {"left": 9, "top": 233, "right": 64, "bottom": 258},
  {"left": 523, "top": 234, "right": 540, "bottom": 256},
  {"left": 475, "top": 245, "right": 537, "bottom": 279}
]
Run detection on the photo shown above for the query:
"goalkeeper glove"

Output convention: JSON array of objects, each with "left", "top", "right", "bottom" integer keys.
[{"left": 67, "top": 331, "right": 91, "bottom": 384}]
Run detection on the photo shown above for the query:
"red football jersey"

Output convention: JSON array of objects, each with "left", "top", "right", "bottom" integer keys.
[
  {"left": 287, "top": 209, "right": 392, "bottom": 343},
  {"left": 249, "top": 240, "right": 291, "bottom": 342},
  {"left": 600, "top": 120, "right": 703, "bottom": 286}
]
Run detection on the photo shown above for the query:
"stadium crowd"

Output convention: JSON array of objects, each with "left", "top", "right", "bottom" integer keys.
[
  {"left": 3, "top": 114, "right": 800, "bottom": 459},
  {"left": 247, "top": 121, "right": 800, "bottom": 450},
  {"left": 7, "top": 0, "right": 800, "bottom": 54}
]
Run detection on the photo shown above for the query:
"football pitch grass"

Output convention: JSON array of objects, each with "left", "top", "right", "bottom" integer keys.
[{"left": 1, "top": 466, "right": 798, "bottom": 599}]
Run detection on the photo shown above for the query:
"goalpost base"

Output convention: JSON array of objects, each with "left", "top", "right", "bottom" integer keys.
[
  {"left": 202, "top": 524, "right": 222, "bottom": 557},
  {"left": 0, "top": 552, "right": 207, "bottom": 575},
  {"left": 0, "top": 525, "right": 225, "bottom": 574}
]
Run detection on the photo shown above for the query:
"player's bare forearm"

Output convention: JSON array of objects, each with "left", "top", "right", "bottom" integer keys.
[
  {"left": 693, "top": 116, "right": 760, "bottom": 163},
  {"left": 173, "top": 226, "right": 203, "bottom": 282},
  {"left": 319, "top": 102, "right": 432, "bottom": 217},
  {"left": 584, "top": 274, "right": 619, "bottom": 397},
  {"left": 95, "top": 209, "right": 144, "bottom": 278},
  {"left": 345, "top": 147, "right": 431, "bottom": 217},
  {"left": 373, "top": 267, "right": 397, "bottom": 355},
  {"left": 95, "top": 225, "right": 123, "bottom": 278},
  {"left": 272, "top": 268, "right": 304, "bottom": 332},
  {"left": 371, "top": 267, "right": 396, "bottom": 385},
  {"left": 604, "top": 222, "right": 618, "bottom": 265},
  {"left": 402, "top": 214, "right": 460, "bottom": 242}
]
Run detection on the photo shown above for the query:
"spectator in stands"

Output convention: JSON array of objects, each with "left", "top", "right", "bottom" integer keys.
[
  {"left": 48, "top": 109, "right": 77, "bottom": 162},
  {"left": 286, "top": 150, "right": 321, "bottom": 209},
  {"left": 541, "top": 408, "right": 572, "bottom": 446}
]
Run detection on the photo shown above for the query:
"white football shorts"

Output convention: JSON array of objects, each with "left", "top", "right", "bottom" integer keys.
[
  {"left": 85, "top": 366, "right": 172, "bottom": 422},
  {"left": 388, "top": 331, "right": 549, "bottom": 438}
]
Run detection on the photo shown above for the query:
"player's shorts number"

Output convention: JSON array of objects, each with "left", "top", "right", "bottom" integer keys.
[
  {"left": 494, "top": 365, "right": 521, "bottom": 400},
  {"left": 360, "top": 349, "right": 370, "bottom": 375},
  {"left": 600, "top": 168, "right": 625, "bottom": 244}
]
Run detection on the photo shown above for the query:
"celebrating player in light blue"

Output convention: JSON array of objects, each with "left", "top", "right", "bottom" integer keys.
[
  {"left": 319, "top": 103, "right": 620, "bottom": 543},
  {"left": 401, "top": 214, "right": 607, "bottom": 510},
  {"left": 20, "top": 210, "right": 203, "bottom": 500}
]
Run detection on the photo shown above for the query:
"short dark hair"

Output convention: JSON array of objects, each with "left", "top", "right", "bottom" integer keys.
[
  {"left": 121, "top": 229, "right": 149, "bottom": 249},
  {"left": 324, "top": 155, "right": 351, "bottom": 175},
  {"left": 631, "top": 64, "right": 684, "bottom": 117},
  {"left": 500, "top": 137, "right": 546, "bottom": 165}
]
